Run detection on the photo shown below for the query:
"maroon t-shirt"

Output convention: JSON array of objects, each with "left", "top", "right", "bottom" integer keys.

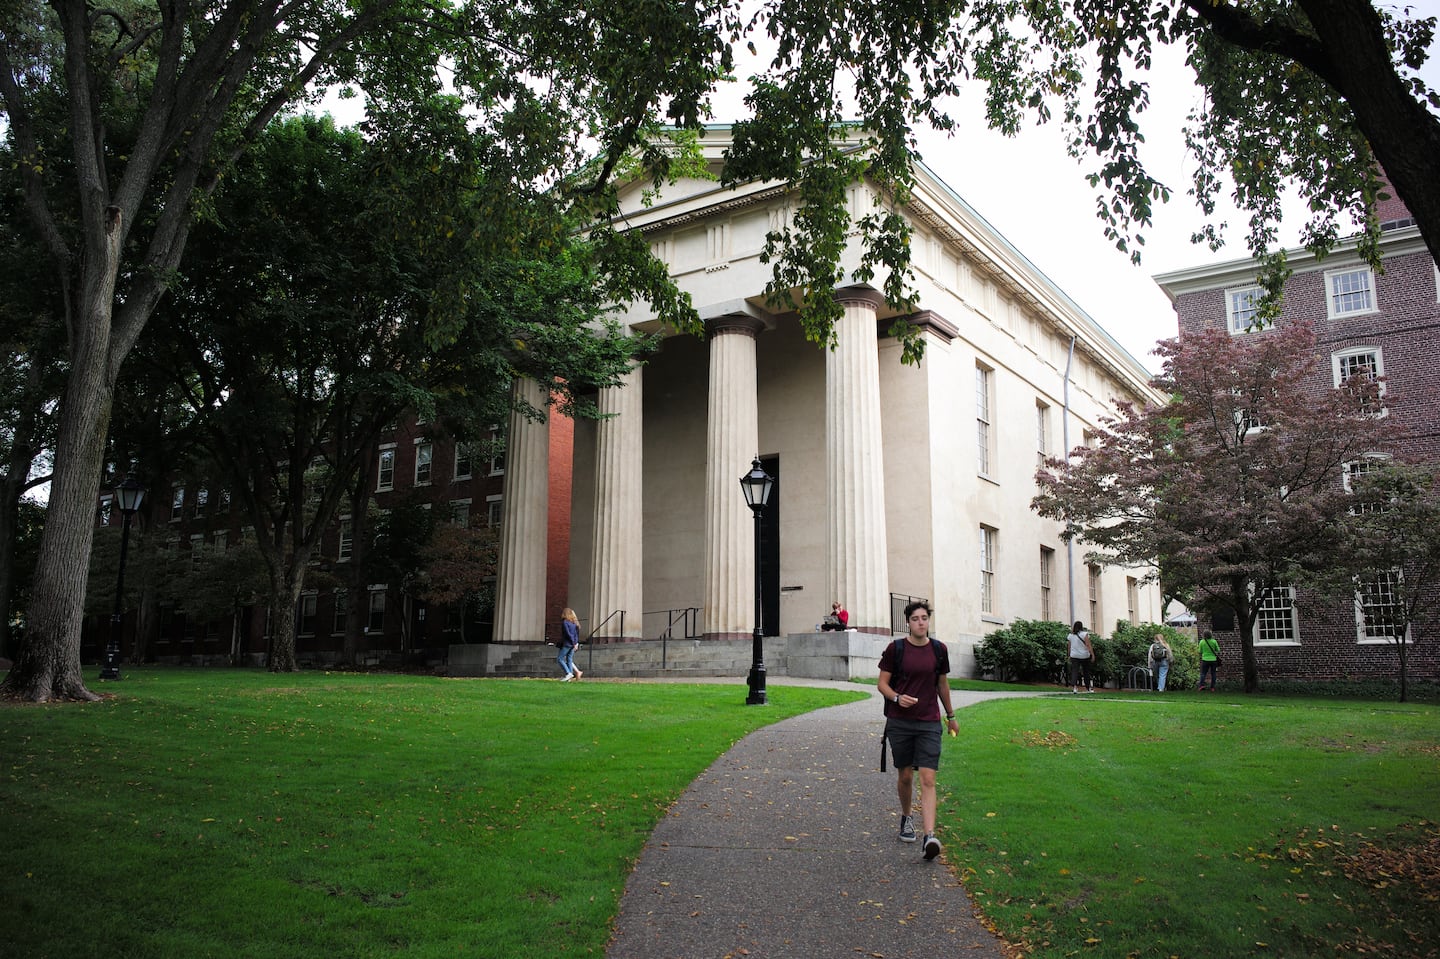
[{"left": 879, "top": 638, "right": 947, "bottom": 721}]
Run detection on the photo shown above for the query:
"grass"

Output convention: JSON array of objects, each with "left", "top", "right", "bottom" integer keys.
[
  {"left": 1, "top": 668, "right": 865, "bottom": 959},
  {"left": 6, "top": 671, "right": 1438, "bottom": 959},
  {"left": 940, "top": 692, "right": 1440, "bottom": 958}
]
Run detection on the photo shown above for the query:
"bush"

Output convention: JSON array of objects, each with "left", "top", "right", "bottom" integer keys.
[
  {"left": 1108, "top": 620, "right": 1196, "bottom": 690},
  {"left": 974, "top": 619, "right": 1069, "bottom": 683}
]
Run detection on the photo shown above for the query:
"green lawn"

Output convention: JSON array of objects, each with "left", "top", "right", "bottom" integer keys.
[
  {"left": 1, "top": 668, "right": 864, "bottom": 959},
  {"left": 939, "top": 693, "right": 1440, "bottom": 958},
  {"left": 4, "top": 670, "right": 1437, "bottom": 959}
]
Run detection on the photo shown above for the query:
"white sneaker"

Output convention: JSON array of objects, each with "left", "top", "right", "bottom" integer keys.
[{"left": 561, "top": 675, "right": 573, "bottom": 682}]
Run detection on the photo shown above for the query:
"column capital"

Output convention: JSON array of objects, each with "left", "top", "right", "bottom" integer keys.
[
  {"left": 706, "top": 314, "right": 766, "bottom": 340},
  {"left": 835, "top": 284, "right": 886, "bottom": 311},
  {"left": 889, "top": 309, "right": 959, "bottom": 343}
]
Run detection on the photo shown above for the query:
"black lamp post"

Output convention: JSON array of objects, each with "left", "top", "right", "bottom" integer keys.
[
  {"left": 100, "top": 475, "right": 146, "bottom": 681},
  {"left": 739, "top": 457, "right": 773, "bottom": 705}
]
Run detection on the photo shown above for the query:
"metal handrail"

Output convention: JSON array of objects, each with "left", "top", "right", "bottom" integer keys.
[
  {"left": 584, "top": 609, "right": 624, "bottom": 673},
  {"left": 890, "top": 592, "right": 930, "bottom": 635},
  {"left": 646, "top": 606, "right": 700, "bottom": 669}
]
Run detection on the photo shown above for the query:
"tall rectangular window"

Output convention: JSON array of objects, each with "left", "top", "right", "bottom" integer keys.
[
  {"left": 338, "top": 518, "right": 353, "bottom": 561},
  {"left": 1333, "top": 347, "right": 1385, "bottom": 414},
  {"left": 1357, "top": 571, "right": 1405, "bottom": 642},
  {"left": 450, "top": 500, "right": 471, "bottom": 528},
  {"left": 333, "top": 590, "right": 348, "bottom": 632},
  {"left": 298, "top": 593, "right": 317, "bottom": 636},
  {"left": 1087, "top": 564, "right": 1102, "bottom": 631},
  {"left": 980, "top": 525, "right": 997, "bottom": 615},
  {"left": 170, "top": 487, "right": 184, "bottom": 521},
  {"left": 1226, "top": 285, "right": 1265, "bottom": 333},
  {"left": 1039, "top": 547, "right": 1054, "bottom": 621},
  {"left": 1035, "top": 401, "right": 1050, "bottom": 467},
  {"left": 486, "top": 494, "right": 503, "bottom": 527},
  {"left": 1255, "top": 585, "right": 1298, "bottom": 643},
  {"left": 368, "top": 588, "right": 387, "bottom": 632},
  {"left": 976, "top": 364, "right": 994, "bottom": 477},
  {"left": 377, "top": 446, "right": 396, "bottom": 492},
  {"left": 1326, "top": 267, "right": 1376, "bottom": 318},
  {"left": 1126, "top": 577, "right": 1139, "bottom": 624},
  {"left": 488, "top": 426, "right": 506, "bottom": 476},
  {"left": 414, "top": 441, "right": 433, "bottom": 485},
  {"left": 195, "top": 487, "right": 208, "bottom": 517},
  {"left": 454, "top": 443, "right": 473, "bottom": 481}
]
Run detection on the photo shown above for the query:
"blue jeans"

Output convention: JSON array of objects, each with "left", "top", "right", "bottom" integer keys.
[
  {"left": 558, "top": 645, "right": 577, "bottom": 676},
  {"left": 1154, "top": 660, "right": 1170, "bottom": 691}
]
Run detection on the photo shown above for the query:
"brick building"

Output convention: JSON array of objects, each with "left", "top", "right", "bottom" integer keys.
[{"left": 1155, "top": 193, "right": 1440, "bottom": 684}]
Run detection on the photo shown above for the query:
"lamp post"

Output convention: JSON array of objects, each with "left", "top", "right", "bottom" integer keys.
[
  {"left": 100, "top": 475, "right": 146, "bottom": 681},
  {"left": 739, "top": 457, "right": 773, "bottom": 705}
]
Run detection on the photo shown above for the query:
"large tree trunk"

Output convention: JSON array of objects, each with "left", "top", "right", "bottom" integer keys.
[
  {"left": 266, "top": 565, "right": 306, "bottom": 672},
  {"left": 1, "top": 353, "right": 114, "bottom": 701},
  {"left": 1229, "top": 576, "right": 1260, "bottom": 694}
]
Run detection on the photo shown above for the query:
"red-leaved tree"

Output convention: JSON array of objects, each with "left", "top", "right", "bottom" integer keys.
[{"left": 1033, "top": 322, "right": 1396, "bottom": 692}]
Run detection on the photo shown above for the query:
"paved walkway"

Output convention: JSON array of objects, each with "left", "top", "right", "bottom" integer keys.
[{"left": 606, "top": 681, "right": 1042, "bottom": 959}]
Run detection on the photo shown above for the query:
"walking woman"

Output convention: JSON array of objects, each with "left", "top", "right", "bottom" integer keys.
[{"left": 558, "top": 608, "right": 583, "bottom": 681}]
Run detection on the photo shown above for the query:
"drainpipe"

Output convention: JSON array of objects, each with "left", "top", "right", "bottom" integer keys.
[{"left": 1062, "top": 334, "right": 1077, "bottom": 625}]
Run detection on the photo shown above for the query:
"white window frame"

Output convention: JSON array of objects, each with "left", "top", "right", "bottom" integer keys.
[
  {"left": 1039, "top": 547, "right": 1054, "bottom": 621},
  {"left": 376, "top": 445, "right": 396, "bottom": 492},
  {"left": 1225, "top": 284, "right": 1266, "bottom": 333},
  {"left": 1126, "top": 577, "right": 1139, "bottom": 624},
  {"left": 1355, "top": 570, "right": 1409, "bottom": 644},
  {"left": 979, "top": 525, "right": 997, "bottom": 616},
  {"left": 1035, "top": 400, "right": 1050, "bottom": 467},
  {"left": 1331, "top": 346, "right": 1386, "bottom": 415},
  {"left": 1325, "top": 266, "right": 1377, "bottom": 319},
  {"left": 488, "top": 426, "right": 506, "bottom": 476},
  {"left": 414, "top": 440, "right": 433, "bottom": 486},
  {"left": 976, "top": 363, "right": 994, "bottom": 478},
  {"left": 170, "top": 487, "right": 184, "bottom": 522},
  {"left": 338, "top": 517, "right": 354, "bottom": 561},
  {"left": 454, "top": 443, "right": 473, "bottom": 481},
  {"left": 297, "top": 592, "right": 318, "bottom": 637},
  {"left": 1253, "top": 585, "right": 1300, "bottom": 645},
  {"left": 367, "top": 586, "right": 387, "bottom": 632},
  {"left": 486, "top": 494, "right": 503, "bottom": 527},
  {"left": 1087, "top": 564, "right": 1102, "bottom": 631},
  {"left": 333, "top": 589, "right": 348, "bottom": 632},
  {"left": 450, "top": 499, "right": 471, "bottom": 528}
]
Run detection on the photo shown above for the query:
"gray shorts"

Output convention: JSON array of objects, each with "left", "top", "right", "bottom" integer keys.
[{"left": 885, "top": 717, "right": 943, "bottom": 770}]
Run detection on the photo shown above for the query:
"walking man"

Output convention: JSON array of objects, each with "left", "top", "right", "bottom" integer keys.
[{"left": 878, "top": 600, "right": 959, "bottom": 861}]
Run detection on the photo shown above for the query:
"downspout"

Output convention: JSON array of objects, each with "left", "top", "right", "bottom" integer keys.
[{"left": 1063, "top": 334, "right": 1077, "bottom": 625}]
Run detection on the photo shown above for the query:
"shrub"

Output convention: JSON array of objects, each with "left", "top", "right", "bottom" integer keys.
[
  {"left": 975, "top": 619, "right": 1069, "bottom": 683},
  {"left": 1108, "top": 620, "right": 1196, "bottom": 690}
]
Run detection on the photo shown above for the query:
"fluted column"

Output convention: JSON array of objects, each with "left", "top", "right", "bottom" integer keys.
[
  {"left": 493, "top": 377, "right": 550, "bottom": 643},
  {"left": 589, "top": 366, "right": 644, "bottom": 642},
  {"left": 703, "top": 316, "right": 763, "bottom": 640},
  {"left": 827, "top": 288, "right": 891, "bottom": 632}
]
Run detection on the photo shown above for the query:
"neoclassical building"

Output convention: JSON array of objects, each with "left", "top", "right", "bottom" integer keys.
[{"left": 491, "top": 129, "right": 1164, "bottom": 675}]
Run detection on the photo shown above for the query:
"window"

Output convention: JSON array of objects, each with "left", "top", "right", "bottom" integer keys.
[
  {"left": 980, "top": 525, "right": 997, "bottom": 615},
  {"left": 338, "top": 518, "right": 354, "bottom": 560},
  {"left": 1254, "top": 585, "right": 1298, "bottom": 643},
  {"left": 298, "top": 593, "right": 317, "bottom": 636},
  {"left": 333, "top": 590, "right": 348, "bottom": 632},
  {"left": 976, "top": 363, "right": 994, "bottom": 477},
  {"left": 450, "top": 500, "right": 471, "bottom": 528},
  {"left": 1325, "top": 267, "right": 1376, "bottom": 318},
  {"left": 195, "top": 487, "right": 208, "bottom": 517},
  {"left": 486, "top": 494, "right": 503, "bottom": 527},
  {"left": 1226, "top": 285, "right": 1265, "bottom": 333},
  {"left": 1332, "top": 347, "right": 1385, "bottom": 414},
  {"left": 377, "top": 446, "right": 396, "bottom": 492},
  {"left": 1126, "top": 577, "right": 1139, "bottom": 624},
  {"left": 454, "top": 443, "right": 473, "bottom": 481},
  {"left": 1035, "top": 401, "right": 1050, "bottom": 467},
  {"left": 1039, "top": 547, "right": 1054, "bottom": 621},
  {"left": 1087, "top": 564, "right": 1102, "bottom": 630},
  {"left": 171, "top": 487, "right": 184, "bottom": 521},
  {"left": 1356, "top": 571, "right": 1406, "bottom": 642},
  {"left": 98, "top": 496, "right": 113, "bottom": 526},
  {"left": 414, "top": 441, "right": 433, "bottom": 485},
  {"left": 1344, "top": 455, "right": 1391, "bottom": 514},
  {"left": 213, "top": 530, "right": 228, "bottom": 550},
  {"left": 367, "top": 588, "right": 387, "bottom": 632},
  {"left": 488, "top": 426, "right": 506, "bottom": 476}
]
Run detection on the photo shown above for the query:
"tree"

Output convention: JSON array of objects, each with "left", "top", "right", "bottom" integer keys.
[
  {"left": 1302, "top": 459, "right": 1440, "bottom": 701},
  {"left": 1033, "top": 322, "right": 1396, "bottom": 692},
  {"left": 144, "top": 116, "right": 645, "bottom": 672}
]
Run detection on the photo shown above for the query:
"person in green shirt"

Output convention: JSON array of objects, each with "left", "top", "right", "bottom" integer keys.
[{"left": 1197, "top": 631, "right": 1220, "bottom": 691}]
